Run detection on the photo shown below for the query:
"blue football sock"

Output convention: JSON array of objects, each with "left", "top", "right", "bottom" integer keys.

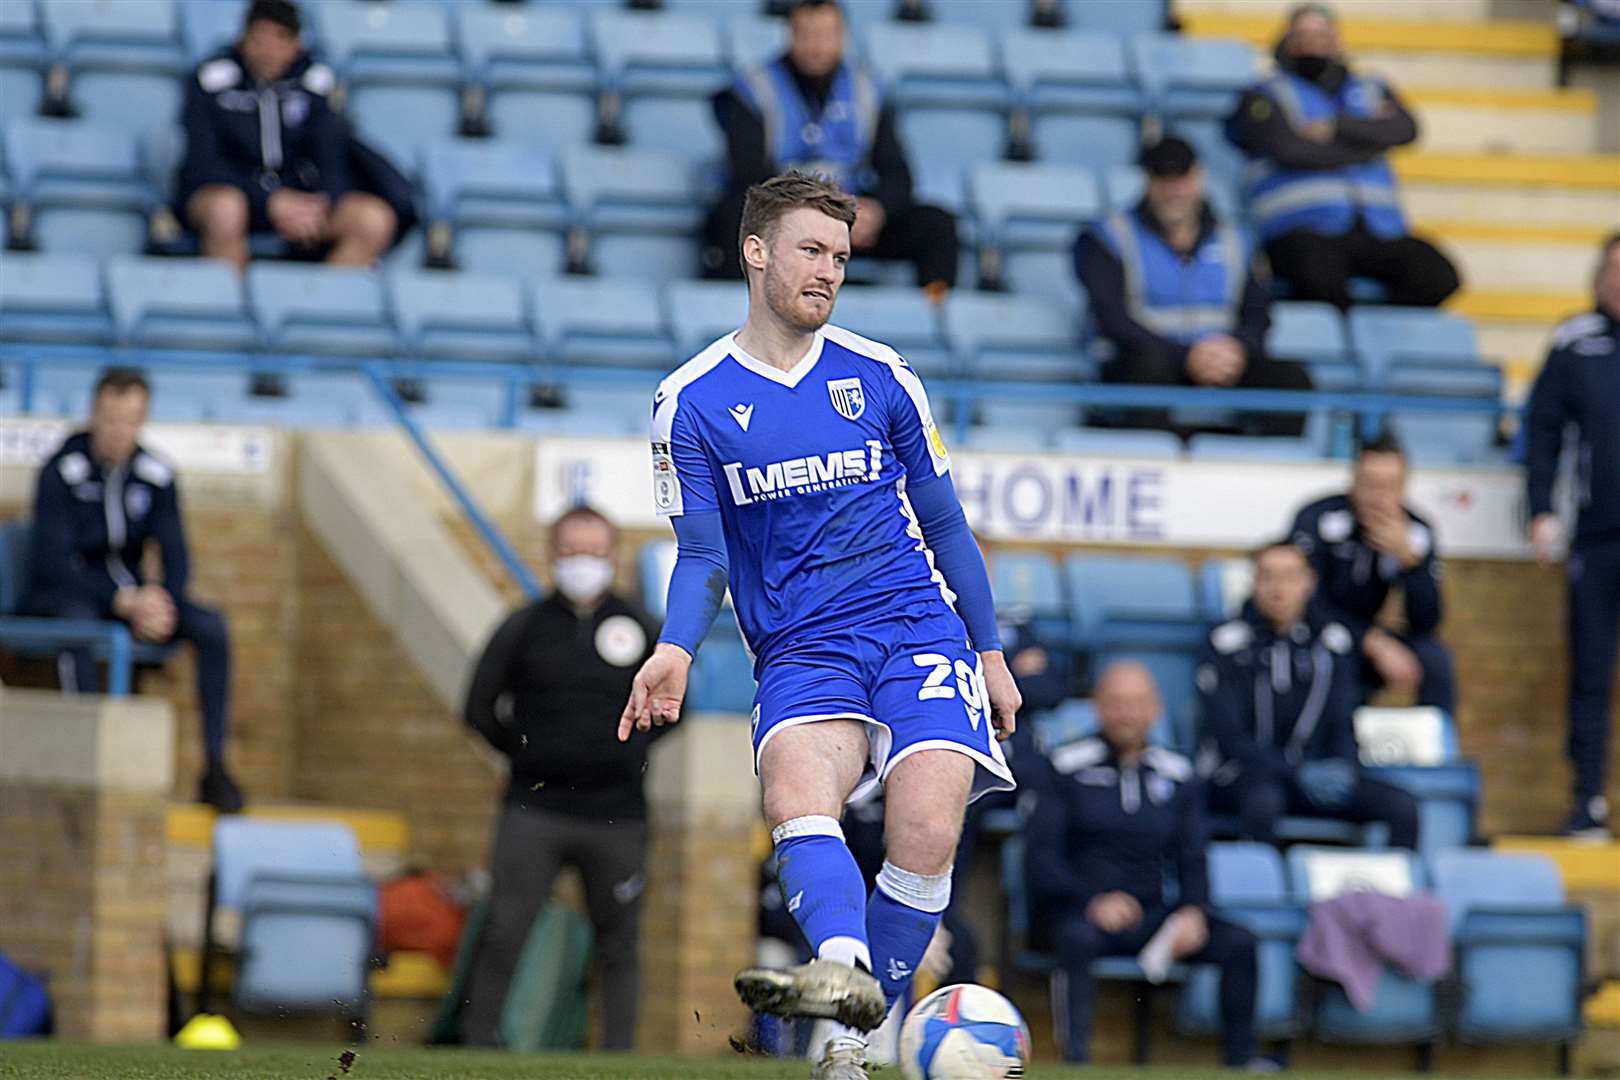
[
  {"left": 866, "top": 860, "right": 952, "bottom": 1011},
  {"left": 773, "top": 816, "right": 871, "bottom": 969}
]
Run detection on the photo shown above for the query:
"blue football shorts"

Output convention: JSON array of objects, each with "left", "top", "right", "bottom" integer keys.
[{"left": 749, "top": 600, "right": 1016, "bottom": 804}]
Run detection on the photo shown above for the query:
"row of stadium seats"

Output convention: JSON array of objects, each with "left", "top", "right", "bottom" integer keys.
[{"left": 1003, "top": 841, "right": 1584, "bottom": 1061}]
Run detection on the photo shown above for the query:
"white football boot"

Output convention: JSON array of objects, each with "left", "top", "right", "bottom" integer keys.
[{"left": 734, "top": 958, "right": 886, "bottom": 1031}]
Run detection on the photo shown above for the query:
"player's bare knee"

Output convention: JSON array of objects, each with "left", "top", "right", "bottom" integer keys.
[
  {"left": 188, "top": 186, "right": 247, "bottom": 238},
  {"left": 334, "top": 193, "right": 396, "bottom": 252}
]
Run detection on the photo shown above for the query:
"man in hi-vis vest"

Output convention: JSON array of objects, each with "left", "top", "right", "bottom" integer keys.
[{"left": 1226, "top": 3, "right": 1459, "bottom": 311}]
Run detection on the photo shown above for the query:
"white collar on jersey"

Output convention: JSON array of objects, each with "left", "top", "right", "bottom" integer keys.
[{"left": 727, "top": 330, "right": 826, "bottom": 389}]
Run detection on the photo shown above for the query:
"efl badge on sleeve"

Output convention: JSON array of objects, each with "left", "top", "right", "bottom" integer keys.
[{"left": 827, "top": 377, "right": 865, "bottom": 421}]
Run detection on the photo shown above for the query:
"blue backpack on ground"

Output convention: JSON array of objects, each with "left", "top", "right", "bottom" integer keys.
[{"left": 0, "top": 952, "right": 51, "bottom": 1038}]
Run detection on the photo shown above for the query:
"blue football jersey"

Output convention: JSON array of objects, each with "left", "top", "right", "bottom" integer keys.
[{"left": 650, "top": 324, "right": 961, "bottom": 662}]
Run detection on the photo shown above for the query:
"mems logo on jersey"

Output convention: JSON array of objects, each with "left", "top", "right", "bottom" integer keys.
[{"left": 723, "top": 439, "right": 884, "bottom": 506}]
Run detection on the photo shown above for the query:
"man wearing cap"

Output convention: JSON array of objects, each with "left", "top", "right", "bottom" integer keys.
[
  {"left": 1073, "top": 136, "right": 1312, "bottom": 438},
  {"left": 1225, "top": 3, "right": 1459, "bottom": 310}
]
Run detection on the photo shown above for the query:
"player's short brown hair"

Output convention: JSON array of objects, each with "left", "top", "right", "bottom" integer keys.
[
  {"left": 93, "top": 367, "right": 150, "bottom": 400},
  {"left": 736, "top": 170, "right": 858, "bottom": 280}
]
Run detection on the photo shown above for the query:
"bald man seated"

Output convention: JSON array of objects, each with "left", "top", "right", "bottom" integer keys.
[{"left": 1023, "top": 662, "right": 1262, "bottom": 1068}]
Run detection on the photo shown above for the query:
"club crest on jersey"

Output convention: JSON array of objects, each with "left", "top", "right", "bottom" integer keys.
[{"left": 827, "top": 377, "right": 865, "bottom": 421}]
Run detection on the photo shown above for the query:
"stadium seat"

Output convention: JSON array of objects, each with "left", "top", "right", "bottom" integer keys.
[
  {"left": 558, "top": 383, "right": 658, "bottom": 435},
  {"left": 202, "top": 818, "right": 376, "bottom": 1020},
  {"left": 105, "top": 255, "right": 254, "bottom": 350},
  {"left": 1287, "top": 846, "right": 1441, "bottom": 1050},
  {"left": 0, "top": 251, "right": 114, "bottom": 343},
  {"left": 590, "top": 9, "right": 728, "bottom": 98},
  {"left": 420, "top": 138, "right": 567, "bottom": 231},
  {"left": 40, "top": 0, "right": 182, "bottom": 71},
  {"left": 665, "top": 278, "right": 748, "bottom": 356},
  {"left": 943, "top": 291, "right": 1091, "bottom": 382},
  {"left": 1064, "top": 553, "right": 1198, "bottom": 644},
  {"left": 0, "top": 67, "right": 42, "bottom": 127},
  {"left": 1001, "top": 29, "right": 1139, "bottom": 118},
  {"left": 862, "top": 22, "right": 1008, "bottom": 109},
  {"left": 389, "top": 269, "right": 532, "bottom": 362},
  {"left": 532, "top": 275, "right": 675, "bottom": 369},
  {"left": 318, "top": 0, "right": 461, "bottom": 145},
  {"left": 1050, "top": 426, "right": 1181, "bottom": 458},
  {"left": 687, "top": 633, "right": 756, "bottom": 714},
  {"left": 618, "top": 95, "right": 724, "bottom": 167},
  {"left": 1347, "top": 306, "right": 1484, "bottom": 387},
  {"left": 140, "top": 368, "right": 259, "bottom": 422},
  {"left": 1185, "top": 433, "right": 1326, "bottom": 461},
  {"left": 1386, "top": 413, "right": 1504, "bottom": 467},
  {"left": 989, "top": 549, "right": 1067, "bottom": 629},
  {"left": 723, "top": 15, "right": 789, "bottom": 71},
  {"left": 1198, "top": 556, "right": 1252, "bottom": 621},
  {"left": 896, "top": 106, "right": 1000, "bottom": 213},
  {"left": 456, "top": 3, "right": 594, "bottom": 97},
  {"left": 402, "top": 378, "right": 511, "bottom": 430},
  {"left": 180, "top": 0, "right": 245, "bottom": 63},
  {"left": 588, "top": 232, "right": 701, "bottom": 282},
  {"left": 454, "top": 229, "right": 568, "bottom": 279},
  {"left": 1030, "top": 113, "right": 1140, "bottom": 171},
  {"left": 1355, "top": 706, "right": 1480, "bottom": 857},
  {"left": 1431, "top": 850, "right": 1586, "bottom": 1059},
  {"left": 1267, "top": 301, "right": 1356, "bottom": 387},
  {"left": 485, "top": 88, "right": 598, "bottom": 151},
  {"left": 976, "top": 398, "right": 1081, "bottom": 439},
  {"left": 246, "top": 264, "right": 395, "bottom": 355},
  {"left": 958, "top": 424, "right": 1053, "bottom": 452},
  {"left": 638, "top": 539, "right": 677, "bottom": 618},
  {"left": 969, "top": 161, "right": 1102, "bottom": 252},
  {"left": 4, "top": 117, "right": 148, "bottom": 207},
  {"left": 561, "top": 145, "right": 701, "bottom": 234},
  {"left": 1174, "top": 117, "right": 1248, "bottom": 195},
  {"left": 1067, "top": 0, "right": 1166, "bottom": 37},
  {"left": 0, "top": 0, "right": 45, "bottom": 68},
  {"left": 1132, "top": 33, "right": 1257, "bottom": 121},
  {"left": 824, "top": 285, "right": 951, "bottom": 375},
  {"left": 1176, "top": 842, "right": 1306, "bottom": 1043}
]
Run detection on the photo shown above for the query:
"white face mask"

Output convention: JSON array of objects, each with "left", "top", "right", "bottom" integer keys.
[{"left": 552, "top": 554, "right": 614, "bottom": 604}]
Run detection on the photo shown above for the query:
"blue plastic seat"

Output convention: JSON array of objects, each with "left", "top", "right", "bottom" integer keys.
[
  {"left": 990, "top": 550, "right": 1066, "bottom": 623},
  {"left": 666, "top": 279, "right": 748, "bottom": 356},
  {"left": 897, "top": 106, "right": 999, "bottom": 213},
  {"left": 1348, "top": 306, "right": 1484, "bottom": 386},
  {"left": 1132, "top": 33, "right": 1256, "bottom": 120},
  {"left": 688, "top": 633, "right": 756, "bottom": 714},
  {"left": 958, "top": 424, "right": 1052, "bottom": 452},
  {"left": 41, "top": 0, "right": 182, "bottom": 71},
  {"left": 1001, "top": 28, "right": 1139, "bottom": 117},
  {"left": 0, "top": 67, "right": 42, "bottom": 127},
  {"left": 590, "top": 9, "right": 728, "bottom": 99},
  {"left": 1030, "top": 112, "right": 1140, "bottom": 170},
  {"left": 1186, "top": 433, "right": 1325, "bottom": 461},
  {"left": 825, "top": 286, "right": 950, "bottom": 375},
  {"left": 943, "top": 291, "right": 1091, "bottom": 382},
  {"left": 246, "top": 264, "right": 394, "bottom": 355},
  {"left": 969, "top": 162, "right": 1101, "bottom": 282},
  {"left": 561, "top": 145, "right": 701, "bottom": 234},
  {"left": 0, "top": 0, "right": 45, "bottom": 68},
  {"left": 318, "top": 1, "right": 460, "bottom": 144},
  {"left": 1050, "top": 425, "right": 1181, "bottom": 458},
  {"left": 456, "top": 3, "right": 594, "bottom": 96},
  {"left": 421, "top": 139, "right": 566, "bottom": 230},
  {"left": 180, "top": 0, "right": 246, "bottom": 63},
  {"left": 4, "top": 117, "right": 148, "bottom": 207},
  {"left": 1198, "top": 556, "right": 1251, "bottom": 621},
  {"left": 233, "top": 371, "right": 387, "bottom": 427},
  {"left": 588, "top": 233, "right": 700, "bottom": 282},
  {"left": 389, "top": 269, "right": 532, "bottom": 361},
  {"left": 456, "top": 229, "right": 567, "bottom": 279},
  {"left": 723, "top": 15, "right": 789, "bottom": 71},
  {"left": 105, "top": 255, "right": 254, "bottom": 349},
  {"left": 1067, "top": 0, "right": 1166, "bottom": 36},
  {"left": 1173, "top": 116, "right": 1248, "bottom": 194},
  {"left": 204, "top": 818, "right": 375, "bottom": 1018},
  {"left": 485, "top": 87, "right": 598, "bottom": 152},
  {"left": 1064, "top": 553, "right": 1198, "bottom": 644},
  {"left": 0, "top": 251, "right": 112, "bottom": 343},
  {"left": 862, "top": 22, "right": 1007, "bottom": 109},
  {"left": 619, "top": 95, "right": 724, "bottom": 166},
  {"left": 1430, "top": 850, "right": 1585, "bottom": 1055},
  {"left": 1002, "top": 248, "right": 1086, "bottom": 307},
  {"left": 977, "top": 398, "right": 1080, "bottom": 436},
  {"left": 1268, "top": 300, "right": 1355, "bottom": 386},
  {"left": 1386, "top": 413, "right": 1503, "bottom": 467},
  {"left": 403, "top": 378, "right": 509, "bottom": 430},
  {"left": 533, "top": 275, "right": 675, "bottom": 369},
  {"left": 1355, "top": 706, "right": 1479, "bottom": 858}
]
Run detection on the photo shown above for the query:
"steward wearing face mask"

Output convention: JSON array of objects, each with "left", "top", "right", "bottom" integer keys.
[
  {"left": 459, "top": 505, "right": 663, "bottom": 1050},
  {"left": 1225, "top": 2, "right": 1459, "bottom": 311}
]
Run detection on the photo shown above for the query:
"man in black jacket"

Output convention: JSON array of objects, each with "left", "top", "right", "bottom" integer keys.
[
  {"left": 1289, "top": 433, "right": 1453, "bottom": 713},
  {"left": 1073, "top": 137, "right": 1311, "bottom": 437},
  {"left": 1025, "top": 660, "right": 1259, "bottom": 1067},
  {"left": 24, "top": 369, "right": 242, "bottom": 812},
  {"left": 1525, "top": 232, "right": 1620, "bottom": 838},
  {"left": 177, "top": 0, "right": 395, "bottom": 270},
  {"left": 702, "top": 0, "right": 959, "bottom": 299},
  {"left": 1200, "top": 540, "right": 1419, "bottom": 849},
  {"left": 460, "top": 505, "right": 665, "bottom": 1049}
]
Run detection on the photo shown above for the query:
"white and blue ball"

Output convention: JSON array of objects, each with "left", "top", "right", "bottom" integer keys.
[{"left": 899, "top": 983, "right": 1029, "bottom": 1079}]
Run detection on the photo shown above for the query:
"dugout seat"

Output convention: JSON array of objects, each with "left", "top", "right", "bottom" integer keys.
[
  {"left": 389, "top": 269, "right": 532, "bottom": 362},
  {"left": 944, "top": 291, "right": 1093, "bottom": 382},
  {"left": 0, "top": 250, "right": 114, "bottom": 344},
  {"left": 106, "top": 255, "right": 255, "bottom": 351},
  {"left": 533, "top": 275, "right": 675, "bottom": 369}
]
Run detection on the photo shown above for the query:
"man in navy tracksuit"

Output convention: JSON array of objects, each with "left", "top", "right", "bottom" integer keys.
[
  {"left": 1200, "top": 541, "right": 1420, "bottom": 849},
  {"left": 1289, "top": 432, "right": 1454, "bottom": 713},
  {"left": 177, "top": 0, "right": 395, "bottom": 270},
  {"left": 1026, "top": 660, "right": 1259, "bottom": 1067},
  {"left": 1525, "top": 232, "right": 1620, "bottom": 838},
  {"left": 24, "top": 369, "right": 242, "bottom": 812}
]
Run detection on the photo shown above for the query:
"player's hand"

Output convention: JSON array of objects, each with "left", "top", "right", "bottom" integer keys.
[
  {"left": 1530, "top": 513, "right": 1564, "bottom": 566},
  {"left": 618, "top": 642, "right": 692, "bottom": 742},
  {"left": 979, "top": 649, "right": 1021, "bottom": 742},
  {"left": 130, "top": 585, "right": 177, "bottom": 642},
  {"left": 1086, "top": 891, "right": 1143, "bottom": 933}
]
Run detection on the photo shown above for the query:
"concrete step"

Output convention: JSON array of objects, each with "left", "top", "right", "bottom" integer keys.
[
  {"left": 1404, "top": 87, "right": 1598, "bottom": 155},
  {"left": 1423, "top": 222, "right": 1608, "bottom": 293},
  {"left": 1175, "top": 0, "right": 1528, "bottom": 22},
  {"left": 1395, "top": 150, "right": 1620, "bottom": 230}
]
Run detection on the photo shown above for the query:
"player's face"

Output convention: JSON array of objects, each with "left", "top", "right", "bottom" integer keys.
[
  {"left": 1351, "top": 450, "right": 1406, "bottom": 522},
  {"left": 1253, "top": 545, "right": 1314, "bottom": 628},
  {"left": 789, "top": 5, "right": 845, "bottom": 78},
  {"left": 89, "top": 388, "right": 149, "bottom": 467},
  {"left": 1095, "top": 666, "right": 1160, "bottom": 754},
  {"left": 241, "top": 19, "right": 301, "bottom": 82},
  {"left": 760, "top": 207, "right": 849, "bottom": 333},
  {"left": 1596, "top": 242, "right": 1620, "bottom": 320}
]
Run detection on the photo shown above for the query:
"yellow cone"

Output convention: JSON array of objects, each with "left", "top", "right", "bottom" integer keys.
[{"left": 174, "top": 1013, "right": 242, "bottom": 1050}]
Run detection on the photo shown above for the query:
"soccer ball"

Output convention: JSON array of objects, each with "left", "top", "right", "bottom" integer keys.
[{"left": 898, "top": 983, "right": 1029, "bottom": 1079}]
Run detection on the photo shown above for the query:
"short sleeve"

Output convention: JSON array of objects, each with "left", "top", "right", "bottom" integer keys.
[
  {"left": 883, "top": 358, "right": 951, "bottom": 484},
  {"left": 650, "top": 390, "right": 718, "bottom": 517}
]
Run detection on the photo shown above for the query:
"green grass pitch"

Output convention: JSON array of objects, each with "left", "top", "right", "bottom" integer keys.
[{"left": 0, "top": 1043, "right": 1461, "bottom": 1080}]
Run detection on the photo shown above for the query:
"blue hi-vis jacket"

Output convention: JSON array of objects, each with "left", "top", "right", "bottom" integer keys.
[
  {"left": 1243, "top": 72, "right": 1407, "bottom": 242},
  {"left": 731, "top": 59, "right": 880, "bottom": 193},
  {"left": 1094, "top": 207, "right": 1249, "bottom": 345}
]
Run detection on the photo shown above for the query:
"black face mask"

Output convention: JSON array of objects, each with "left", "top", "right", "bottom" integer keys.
[{"left": 1290, "top": 55, "right": 1340, "bottom": 83}]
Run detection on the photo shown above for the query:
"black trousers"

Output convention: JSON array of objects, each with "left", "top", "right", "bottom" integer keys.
[
  {"left": 32, "top": 592, "right": 232, "bottom": 765},
  {"left": 1209, "top": 770, "right": 1421, "bottom": 850},
  {"left": 1568, "top": 536, "right": 1620, "bottom": 803},
  {"left": 1099, "top": 345, "right": 1314, "bottom": 437},
  {"left": 1265, "top": 221, "right": 1460, "bottom": 310},
  {"left": 1046, "top": 907, "right": 1257, "bottom": 1066},
  {"left": 461, "top": 805, "right": 648, "bottom": 1050},
  {"left": 702, "top": 189, "right": 960, "bottom": 287},
  {"left": 1361, "top": 630, "right": 1456, "bottom": 715}
]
